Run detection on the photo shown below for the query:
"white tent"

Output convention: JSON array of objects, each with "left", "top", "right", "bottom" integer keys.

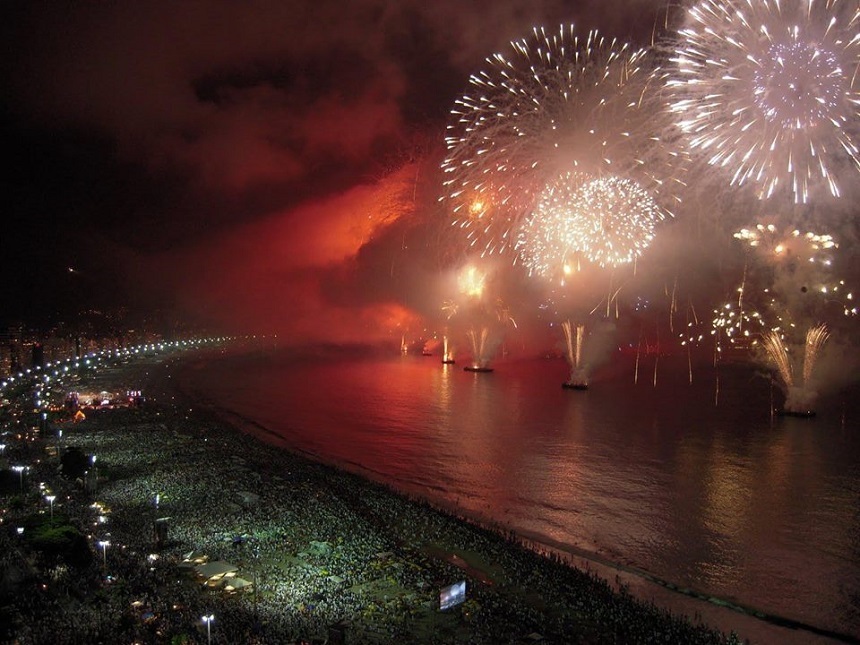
[
  {"left": 195, "top": 560, "right": 238, "bottom": 579},
  {"left": 223, "top": 577, "right": 253, "bottom": 591}
]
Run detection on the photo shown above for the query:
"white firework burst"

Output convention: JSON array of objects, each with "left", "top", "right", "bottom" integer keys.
[
  {"left": 516, "top": 172, "right": 664, "bottom": 278},
  {"left": 666, "top": 0, "right": 860, "bottom": 203},
  {"left": 441, "top": 25, "right": 683, "bottom": 258}
]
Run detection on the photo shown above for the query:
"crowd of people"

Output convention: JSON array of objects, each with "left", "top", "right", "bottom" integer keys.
[{"left": 0, "top": 355, "right": 747, "bottom": 643}]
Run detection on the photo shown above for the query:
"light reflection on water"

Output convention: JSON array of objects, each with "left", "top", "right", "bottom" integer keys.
[{"left": 181, "top": 350, "right": 860, "bottom": 640}]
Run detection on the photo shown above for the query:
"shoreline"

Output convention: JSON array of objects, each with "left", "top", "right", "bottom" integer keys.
[
  {"left": 1, "top": 349, "right": 747, "bottom": 644},
  {"left": 172, "top": 350, "right": 858, "bottom": 645}
]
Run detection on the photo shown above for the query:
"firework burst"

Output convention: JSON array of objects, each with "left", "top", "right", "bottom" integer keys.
[
  {"left": 441, "top": 25, "right": 683, "bottom": 258},
  {"left": 516, "top": 172, "right": 664, "bottom": 278},
  {"left": 711, "top": 224, "right": 857, "bottom": 363},
  {"left": 666, "top": 0, "right": 860, "bottom": 203},
  {"left": 567, "top": 175, "right": 663, "bottom": 268},
  {"left": 733, "top": 223, "right": 856, "bottom": 321},
  {"left": 515, "top": 171, "right": 591, "bottom": 279}
]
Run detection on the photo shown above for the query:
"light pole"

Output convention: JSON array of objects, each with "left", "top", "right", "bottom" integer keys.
[
  {"left": 45, "top": 495, "right": 56, "bottom": 521},
  {"left": 202, "top": 614, "right": 214, "bottom": 644},
  {"left": 98, "top": 540, "right": 110, "bottom": 570},
  {"left": 12, "top": 465, "right": 27, "bottom": 491}
]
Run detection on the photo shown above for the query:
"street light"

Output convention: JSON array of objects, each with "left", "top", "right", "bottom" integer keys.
[
  {"left": 12, "top": 465, "right": 27, "bottom": 491},
  {"left": 98, "top": 540, "right": 110, "bottom": 569},
  {"left": 202, "top": 614, "right": 214, "bottom": 644},
  {"left": 45, "top": 495, "right": 56, "bottom": 521}
]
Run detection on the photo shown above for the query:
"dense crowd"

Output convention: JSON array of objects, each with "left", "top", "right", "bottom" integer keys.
[{"left": 0, "top": 357, "right": 746, "bottom": 644}]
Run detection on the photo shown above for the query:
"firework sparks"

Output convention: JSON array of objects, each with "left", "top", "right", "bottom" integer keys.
[
  {"left": 711, "top": 300, "right": 769, "bottom": 351},
  {"left": 803, "top": 323, "right": 831, "bottom": 384},
  {"left": 762, "top": 323, "right": 832, "bottom": 413},
  {"left": 457, "top": 265, "right": 487, "bottom": 298},
  {"left": 441, "top": 25, "right": 682, "bottom": 258},
  {"left": 762, "top": 330, "right": 794, "bottom": 388},
  {"left": 441, "top": 299, "right": 459, "bottom": 320},
  {"left": 666, "top": 0, "right": 860, "bottom": 203},
  {"left": 466, "top": 326, "right": 493, "bottom": 369},
  {"left": 561, "top": 320, "right": 589, "bottom": 386},
  {"left": 733, "top": 223, "right": 856, "bottom": 321},
  {"left": 567, "top": 175, "right": 663, "bottom": 268},
  {"left": 516, "top": 173, "right": 663, "bottom": 276}
]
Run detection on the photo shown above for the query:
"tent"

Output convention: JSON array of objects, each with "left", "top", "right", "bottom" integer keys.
[
  {"left": 195, "top": 560, "right": 238, "bottom": 580},
  {"left": 223, "top": 577, "right": 253, "bottom": 591}
]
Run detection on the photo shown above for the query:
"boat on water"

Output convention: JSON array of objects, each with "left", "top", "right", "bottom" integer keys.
[{"left": 562, "top": 382, "right": 588, "bottom": 391}]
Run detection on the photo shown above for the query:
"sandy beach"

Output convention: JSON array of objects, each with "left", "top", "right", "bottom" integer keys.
[{"left": 1, "top": 348, "right": 745, "bottom": 644}]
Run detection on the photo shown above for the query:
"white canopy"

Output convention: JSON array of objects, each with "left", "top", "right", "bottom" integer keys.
[{"left": 195, "top": 560, "right": 238, "bottom": 579}]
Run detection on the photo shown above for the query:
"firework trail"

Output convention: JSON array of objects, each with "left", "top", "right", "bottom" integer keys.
[
  {"left": 803, "top": 323, "right": 831, "bottom": 383},
  {"left": 466, "top": 326, "right": 493, "bottom": 369},
  {"left": 666, "top": 0, "right": 860, "bottom": 203},
  {"left": 442, "top": 335, "right": 455, "bottom": 363},
  {"left": 762, "top": 324, "right": 831, "bottom": 412},
  {"left": 762, "top": 329, "right": 794, "bottom": 388},
  {"left": 441, "top": 25, "right": 683, "bottom": 258},
  {"left": 561, "top": 319, "right": 589, "bottom": 386}
]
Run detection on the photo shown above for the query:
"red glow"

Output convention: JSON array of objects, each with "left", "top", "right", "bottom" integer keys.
[{"left": 142, "top": 165, "right": 421, "bottom": 345}]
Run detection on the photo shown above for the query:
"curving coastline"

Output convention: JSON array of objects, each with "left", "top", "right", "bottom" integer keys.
[{"left": 0, "top": 348, "right": 755, "bottom": 644}]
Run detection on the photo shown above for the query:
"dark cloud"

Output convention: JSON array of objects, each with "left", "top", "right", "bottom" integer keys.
[{"left": 0, "top": 0, "right": 662, "bottom": 326}]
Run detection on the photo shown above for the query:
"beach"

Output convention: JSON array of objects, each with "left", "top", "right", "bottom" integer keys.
[{"left": 1, "top": 348, "right": 745, "bottom": 643}]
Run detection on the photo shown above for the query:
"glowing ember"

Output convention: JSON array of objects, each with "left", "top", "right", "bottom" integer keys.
[{"left": 458, "top": 266, "right": 487, "bottom": 298}]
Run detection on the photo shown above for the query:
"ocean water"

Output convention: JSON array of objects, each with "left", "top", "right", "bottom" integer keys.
[{"left": 178, "top": 347, "right": 860, "bottom": 642}]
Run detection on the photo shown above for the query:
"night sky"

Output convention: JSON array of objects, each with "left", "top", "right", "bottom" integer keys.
[
  {"left": 0, "top": 1, "right": 668, "bottom": 332},
  {"left": 2, "top": 1, "right": 857, "bottom": 351}
]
